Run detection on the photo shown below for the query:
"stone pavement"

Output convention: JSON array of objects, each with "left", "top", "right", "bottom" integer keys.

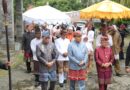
[
  {"left": 1, "top": 51, "right": 130, "bottom": 90},
  {"left": 1, "top": 60, "right": 130, "bottom": 90}
]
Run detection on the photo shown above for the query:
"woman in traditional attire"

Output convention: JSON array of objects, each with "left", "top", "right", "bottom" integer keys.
[{"left": 95, "top": 36, "right": 114, "bottom": 90}]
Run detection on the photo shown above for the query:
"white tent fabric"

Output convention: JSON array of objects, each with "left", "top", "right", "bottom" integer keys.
[{"left": 23, "top": 5, "right": 71, "bottom": 25}]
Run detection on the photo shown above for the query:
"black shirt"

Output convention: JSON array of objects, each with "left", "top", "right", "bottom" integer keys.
[{"left": 22, "top": 32, "right": 35, "bottom": 53}]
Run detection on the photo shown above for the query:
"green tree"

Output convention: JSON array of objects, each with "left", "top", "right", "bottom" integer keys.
[{"left": 23, "top": 0, "right": 85, "bottom": 11}]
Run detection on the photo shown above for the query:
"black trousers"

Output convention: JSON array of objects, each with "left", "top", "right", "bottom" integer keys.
[
  {"left": 119, "top": 51, "right": 124, "bottom": 60},
  {"left": 25, "top": 58, "right": 32, "bottom": 72},
  {"left": 41, "top": 81, "right": 56, "bottom": 90},
  {"left": 125, "top": 43, "right": 130, "bottom": 67}
]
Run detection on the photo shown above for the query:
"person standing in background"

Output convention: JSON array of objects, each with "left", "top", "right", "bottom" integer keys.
[
  {"left": 125, "top": 43, "right": 130, "bottom": 73},
  {"left": 82, "top": 36, "right": 94, "bottom": 75},
  {"left": 87, "top": 23, "right": 95, "bottom": 46},
  {"left": 108, "top": 25, "right": 122, "bottom": 76},
  {"left": 55, "top": 30, "right": 70, "bottom": 87},
  {"left": 119, "top": 24, "right": 126, "bottom": 60},
  {"left": 96, "top": 24, "right": 113, "bottom": 47},
  {"left": 30, "top": 26, "right": 42, "bottom": 87},
  {"left": 22, "top": 24, "right": 35, "bottom": 73},
  {"left": 66, "top": 26, "right": 74, "bottom": 42}
]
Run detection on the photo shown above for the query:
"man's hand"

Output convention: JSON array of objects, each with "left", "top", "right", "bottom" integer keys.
[
  {"left": 46, "top": 61, "right": 54, "bottom": 68},
  {"left": 5, "top": 61, "right": 11, "bottom": 69},
  {"left": 79, "top": 61, "right": 84, "bottom": 66},
  {"left": 63, "top": 52, "right": 68, "bottom": 57}
]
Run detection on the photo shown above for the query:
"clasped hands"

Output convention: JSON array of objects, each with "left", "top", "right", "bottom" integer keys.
[
  {"left": 62, "top": 52, "right": 68, "bottom": 57},
  {"left": 79, "top": 61, "right": 85, "bottom": 66},
  {"left": 46, "top": 61, "right": 55, "bottom": 68},
  {"left": 102, "top": 62, "right": 112, "bottom": 68}
]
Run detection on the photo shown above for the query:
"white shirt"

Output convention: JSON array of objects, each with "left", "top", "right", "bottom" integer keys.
[
  {"left": 55, "top": 38, "right": 70, "bottom": 61},
  {"left": 87, "top": 30, "right": 94, "bottom": 43},
  {"left": 96, "top": 34, "right": 113, "bottom": 47},
  {"left": 85, "top": 42, "right": 94, "bottom": 52},
  {"left": 82, "top": 27, "right": 88, "bottom": 35},
  {"left": 30, "top": 38, "right": 42, "bottom": 61}
]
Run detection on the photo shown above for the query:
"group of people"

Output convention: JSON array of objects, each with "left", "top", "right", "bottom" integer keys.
[{"left": 21, "top": 21, "right": 130, "bottom": 90}]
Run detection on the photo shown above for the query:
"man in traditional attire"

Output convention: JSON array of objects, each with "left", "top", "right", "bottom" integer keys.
[
  {"left": 108, "top": 25, "right": 122, "bottom": 76},
  {"left": 96, "top": 24, "right": 113, "bottom": 47},
  {"left": 30, "top": 26, "right": 42, "bottom": 87},
  {"left": 68, "top": 31, "right": 88, "bottom": 90},
  {"left": 95, "top": 36, "right": 114, "bottom": 90},
  {"left": 36, "top": 31, "right": 58, "bottom": 90},
  {"left": 22, "top": 24, "right": 35, "bottom": 73},
  {"left": 66, "top": 26, "right": 74, "bottom": 41},
  {"left": 118, "top": 24, "right": 126, "bottom": 60},
  {"left": 82, "top": 36, "right": 94, "bottom": 75},
  {"left": 125, "top": 42, "right": 130, "bottom": 73},
  {"left": 55, "top": 30, "right": 70, "bottom": 87}
]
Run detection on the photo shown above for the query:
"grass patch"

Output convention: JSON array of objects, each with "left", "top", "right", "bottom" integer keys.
[
  {"left": 11, "top": 52, "right": 24, "bottom": 68},
  {"left": 0, "top": 51, "right": 24, "bottom": 77}
]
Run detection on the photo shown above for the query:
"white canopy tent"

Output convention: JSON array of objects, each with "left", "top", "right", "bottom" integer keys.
[{"left": 23, "top": 5, "right": 71, "bottom": 25}]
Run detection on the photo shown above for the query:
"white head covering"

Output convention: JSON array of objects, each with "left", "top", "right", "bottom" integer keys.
[
  {"left": 112, "top": 25, "right": 118, "bottom": 31},
  {"left": 68, "top": 26, "right": 73, "bottom": 30}
]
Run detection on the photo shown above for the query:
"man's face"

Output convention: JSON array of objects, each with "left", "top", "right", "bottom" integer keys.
[
  {"left": 42, "top": 36, "right": 50, "bottom": 44},
  {"left": 75, "top": 35, "right": 82, "bottom": 43},
  {"left": 101, "top": 27, "right": 108, "bottom": 35},
  {"left": 101, "top": 40, "right": 108, "bottom": 47},
  {"left": 35, "top": 32, "right": 41, "bottom": 39},
  {"left": 61, "top": 32, "right": 67, "bottom": 39},
  {"left": 87, "top": 24, "right": 92, "bottom": 30},
  {"left": 74, "top": 22, "right": 77, "bottom": 26},
  {"left": 27, "top": 24, "right": 34, "bottom": 32},
  {"left": 67, "top": 29, "right": 73, "bottom": 33}
]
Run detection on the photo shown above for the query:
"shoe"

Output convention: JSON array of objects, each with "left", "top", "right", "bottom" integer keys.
[
  {"left": 26, "top": 70, "right": 31, "bottom": 73},
  {"left": 35, "top": 82, "right": 40, "bottom": 87},
  {"left": 59, "top": 83, "right": 64, "bottom": 87},
  {"left": 116, "top": 73, "right": 122, "bottom": 77}
]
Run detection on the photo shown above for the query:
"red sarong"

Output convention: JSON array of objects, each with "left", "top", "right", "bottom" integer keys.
[
  {"left": 24, "top": 52, "right": 32, "bottom": 58},
  {"left": 97, "top": 70, "right": 112, "bottom": 84},
  {"left": 68, "top": 69, "right": 86, "bottom": 80}
]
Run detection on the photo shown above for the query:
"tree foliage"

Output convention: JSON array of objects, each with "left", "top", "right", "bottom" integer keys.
[
  {"left": 23, "top": 0, "right": 85, "bottom": 11},
  {"left": 23, "top": 0, "right": 130, "bottom": 12}
]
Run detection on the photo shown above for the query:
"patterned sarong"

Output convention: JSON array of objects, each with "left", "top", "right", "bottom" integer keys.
[{"left": 68, "top": 69, "right": 86, "bottom": 80}]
